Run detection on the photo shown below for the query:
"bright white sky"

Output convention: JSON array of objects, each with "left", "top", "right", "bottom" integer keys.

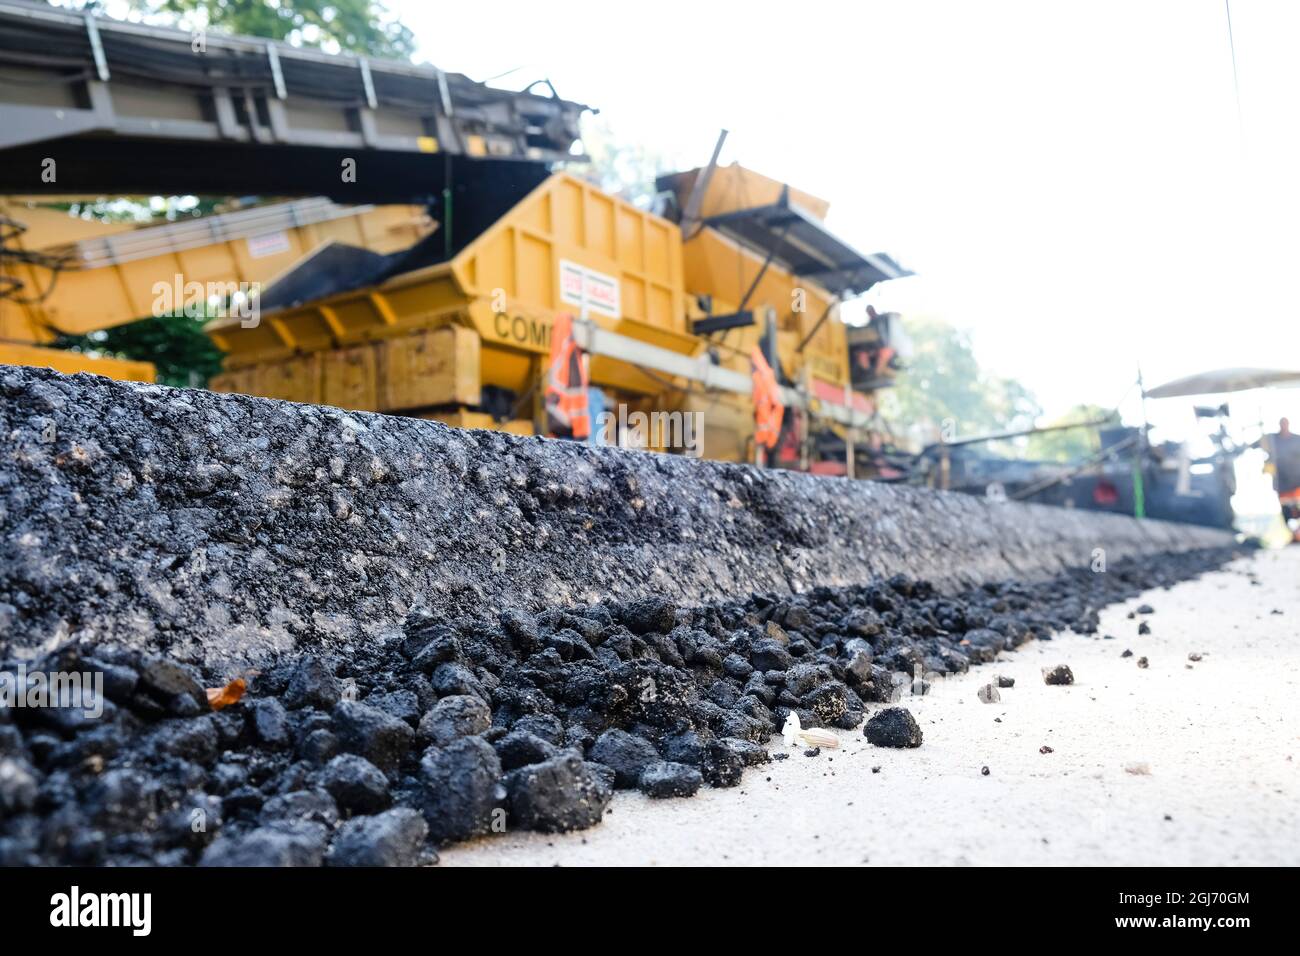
[{"left": 393, "top": 0, "right": 1300, "bottom": 444}]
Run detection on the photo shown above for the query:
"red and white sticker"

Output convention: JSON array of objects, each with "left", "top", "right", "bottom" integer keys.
[
  {"left": 559, "top": 259, "right": 620, "bottom": 319},
  {"left": 246, "top": 231, "right": 292, "bottom": 259}
]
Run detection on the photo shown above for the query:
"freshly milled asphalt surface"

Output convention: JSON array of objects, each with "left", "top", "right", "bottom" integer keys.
[{"left": 441, "top": 549, "right": 1300, "bottom": 866}]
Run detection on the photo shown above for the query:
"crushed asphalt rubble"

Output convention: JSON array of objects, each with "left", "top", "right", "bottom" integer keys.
[{"left": 0, "top": 547, "right": 1236, "bottom": 865}]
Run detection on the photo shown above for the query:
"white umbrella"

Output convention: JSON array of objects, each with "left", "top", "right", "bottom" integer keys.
[{"left": 1144, "top": 367, "right": 1300, "bottom": 399}]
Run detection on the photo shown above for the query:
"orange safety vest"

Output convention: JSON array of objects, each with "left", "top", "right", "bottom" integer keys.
[
  {"left": 750, "top": 345, "right": 784, "bottom": 449},
  {"left": 545, "top": 313, "right": 591, "bottom": 439}
]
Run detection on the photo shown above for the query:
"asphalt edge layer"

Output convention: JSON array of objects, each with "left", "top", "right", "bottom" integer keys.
[{"left": 0, "top": 367, "right": 1231, "bottom": 670}]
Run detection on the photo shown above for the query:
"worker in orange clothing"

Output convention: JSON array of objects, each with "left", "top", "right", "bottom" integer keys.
[
  {"left": 1259, "top": 417, "right": 1300, "bottom": 542},
  {"left": 750, "top": 345, "right": 784, "bottom": 454},
  {"left": 545, "top": 313, "right": 591, "bottom": 440}
]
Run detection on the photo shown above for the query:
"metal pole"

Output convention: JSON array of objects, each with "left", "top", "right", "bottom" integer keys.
[
  {"left": 1225, "top": 0, "right": 1244, "bottom": 144},
  {"left": 442, "top": 153, "right": 453, "bottom": 260},
  {"left": 799, "top": 363, "right": 810, "bottom": 472},
  {"left": 1132, "top": 455, "right": 1146, "bottom": 518},
  {"left": 84, "top": 13, "right": 110, "bottom": 82},
  {"left": 844, "top": 381, "right": 856, "bottom": 479},
  {"left": 736, "top": 217, "right": 794, "bottom": 316},
  {"left": 679, "top": 129, "right": 728, "bottom": 238},
  {"left": 795, "top": 293, "right": 842, "bottom": 354},
  {"left": 1135, "top": 365, "right": 1148, "bottom": 518}
]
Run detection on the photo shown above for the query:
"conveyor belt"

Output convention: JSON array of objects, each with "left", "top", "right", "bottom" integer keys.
[{"left": 0, "top": 1, "right": 589, "bottom": 199}]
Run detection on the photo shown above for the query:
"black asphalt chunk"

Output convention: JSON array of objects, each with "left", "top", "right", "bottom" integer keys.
[
  {"left": 1042, "top": 664, "right": 1075, "bottom": 685},
  {"left": 506, "top": 753, "right": 612, "bottom": 832},
  {"left": 864, "top": 707, "right": 923, "bottom": 748},
  {"left": 638, "top": 761, "right": 703, "bottom": 798}
]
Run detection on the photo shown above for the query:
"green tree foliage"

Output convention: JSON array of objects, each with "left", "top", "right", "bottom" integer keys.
[
  {"left": 882, "top": 316, "right": 1041, "bottom": 451},
  {"left": 1024, "top": 404, "right": 1115, "bottom": 462},
  {"left": 57, "top": 314, "right": 225, "bottom": 389},
  {"left": 123, "top": 0, "right": 416, "bottom": 60},
  {"left": 573, "top": 116, "right": 681, "bottom": 208}
]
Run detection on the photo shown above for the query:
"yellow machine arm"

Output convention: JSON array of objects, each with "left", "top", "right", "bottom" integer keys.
[{"left": 0, "top": 197, "right": 432, "bottom": 380}]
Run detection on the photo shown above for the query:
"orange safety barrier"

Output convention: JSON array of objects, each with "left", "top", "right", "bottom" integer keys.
[
  {"left": 545, "top": 313, "right": 591, "bottom": 439},
  {"left": 750, "top": 345, "right": 784, "bottom": 450}
]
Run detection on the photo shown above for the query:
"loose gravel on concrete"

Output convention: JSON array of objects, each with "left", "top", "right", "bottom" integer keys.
[{"left": 440, "top": 549, "right": 1300, "bottom": 866}]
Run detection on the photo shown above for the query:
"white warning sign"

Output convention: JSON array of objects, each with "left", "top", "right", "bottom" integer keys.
[{"left": 559, "top": 259, "right": 620, "bottom": 318}]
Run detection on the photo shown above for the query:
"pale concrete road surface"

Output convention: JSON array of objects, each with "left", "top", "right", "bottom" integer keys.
[{"left": 441, "top": 549, "right": 1300, "bottom": 866}]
